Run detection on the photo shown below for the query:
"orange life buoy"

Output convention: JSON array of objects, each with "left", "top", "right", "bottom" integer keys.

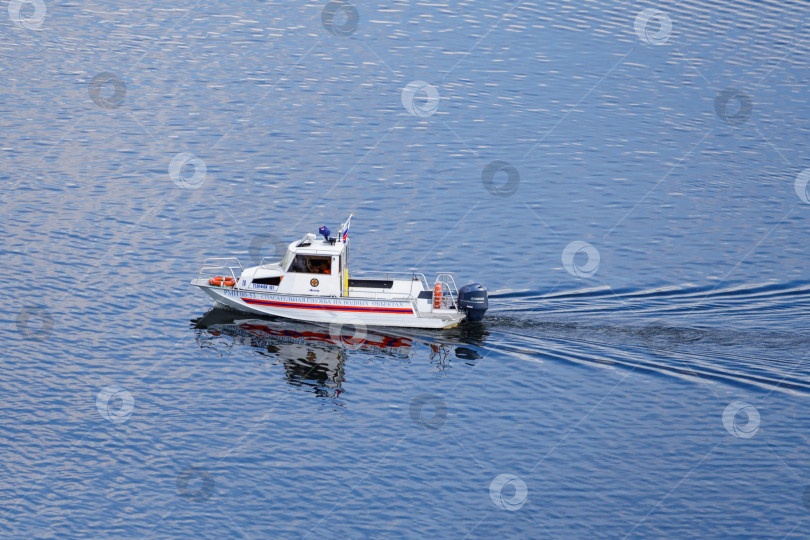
[
  {"left": 209, "top": 276, "right": 236, "bottom": 287},
  {"left": 433, "top": 282, "right": 443, "bottom": 309}
]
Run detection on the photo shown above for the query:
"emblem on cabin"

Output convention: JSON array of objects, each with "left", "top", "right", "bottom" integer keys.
[{"left": 310, "top": 278, "right": 319, "bottom": 287}]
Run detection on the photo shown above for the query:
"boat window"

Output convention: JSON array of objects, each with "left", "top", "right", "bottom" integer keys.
[
  {"left": 288, "top": 255, "right": 332, "bottom": 274},
  {"left": 253, "top": 276, "right": 282, "bottom": 286}
]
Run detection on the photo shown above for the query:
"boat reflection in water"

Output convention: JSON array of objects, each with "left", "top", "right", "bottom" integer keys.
[{"left": 191, "top": 308, "right": 488, "bottom": 399}]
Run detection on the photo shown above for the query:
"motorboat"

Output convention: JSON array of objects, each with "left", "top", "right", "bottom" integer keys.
[{"left": 191, "top": 215, "right": 488, "bottom": 329}]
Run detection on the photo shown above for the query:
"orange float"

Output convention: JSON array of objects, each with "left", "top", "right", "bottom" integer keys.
[
  {"left": 209, "top": 276, "right": 236, "bottom": 287},
  {"left": 433, "top": 282, "right": 443, "bottom": 309}
]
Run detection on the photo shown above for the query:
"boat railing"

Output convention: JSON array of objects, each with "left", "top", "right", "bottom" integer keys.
[
  {"left": 434, "top": 272, "right": 460, "bottom": 310},
  {"left": 197, "top": 257, "right": 243, "bottom": 286}
]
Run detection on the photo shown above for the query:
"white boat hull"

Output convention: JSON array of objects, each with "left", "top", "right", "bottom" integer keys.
[{"left": 193, "top": 279, "right": 464, "bottom": 329}]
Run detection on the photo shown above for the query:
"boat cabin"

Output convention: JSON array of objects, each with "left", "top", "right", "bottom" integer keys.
[{"left": 240, "top": 233, "right": 347, "bottom": 297}]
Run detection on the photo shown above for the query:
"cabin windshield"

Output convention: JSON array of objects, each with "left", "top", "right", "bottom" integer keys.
[
  {"left": 288, "top": 254, "right": 332, "bottom": 274},
  {"left": 279, "top": 249, "right": 294, "bottom": 270}
]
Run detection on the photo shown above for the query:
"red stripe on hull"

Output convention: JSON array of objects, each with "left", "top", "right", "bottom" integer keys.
[{"left": 242, "top": 297, "right": 413, "bottom": 314}]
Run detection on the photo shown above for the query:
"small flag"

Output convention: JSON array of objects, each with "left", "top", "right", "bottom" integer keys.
[{"left": 339, "top": 214, "right": 353, "bottom": 244}]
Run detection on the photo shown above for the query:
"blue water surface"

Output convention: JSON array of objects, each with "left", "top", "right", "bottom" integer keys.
[{"left": 1, "top": 0, "right": 810, "bottom": 537}]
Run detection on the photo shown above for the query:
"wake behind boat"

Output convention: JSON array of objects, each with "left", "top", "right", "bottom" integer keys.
[{"left": 191, "top": 215, "right": 488, "bottom": 329}]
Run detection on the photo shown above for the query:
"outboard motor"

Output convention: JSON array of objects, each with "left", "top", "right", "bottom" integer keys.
[{"left": 457, "top": 282, "right": 488, "bottom": 322}]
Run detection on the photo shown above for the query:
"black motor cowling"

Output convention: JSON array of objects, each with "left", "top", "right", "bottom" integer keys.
[{"left": 457, "top": 282, "right": 488, "bottom": 322}]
